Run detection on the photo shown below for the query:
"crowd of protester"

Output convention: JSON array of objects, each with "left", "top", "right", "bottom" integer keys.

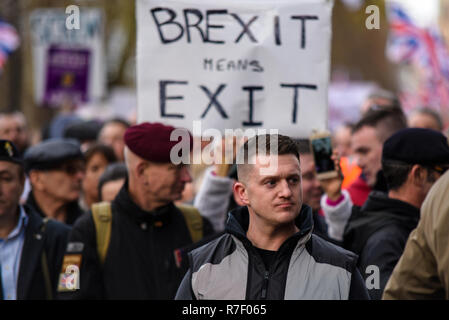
[{"left": 1, "top": 91, "right": 449, "bottom": 300}]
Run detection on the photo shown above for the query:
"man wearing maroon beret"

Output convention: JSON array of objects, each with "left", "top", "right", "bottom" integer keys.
[{"left": 58, "top": 122, "right": 214, "bottom": 299}]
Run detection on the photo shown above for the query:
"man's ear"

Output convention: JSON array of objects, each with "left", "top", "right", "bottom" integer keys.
[
  {"left": 135, "top": 160, "right": 148, "bottom": 179},
  {"left": 411, "top": 164, "right": 426, "bottom": 187},
  {"left": 233, "top": 181, "right": 249, "bottom": 206},
  {"left": 29, "top": 171, "right": 44, "bottom": 191}
]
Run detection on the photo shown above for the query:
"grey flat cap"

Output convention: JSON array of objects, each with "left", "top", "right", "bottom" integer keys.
[{"left": 24, "top": 138, "right": 83, "bottom": 173}]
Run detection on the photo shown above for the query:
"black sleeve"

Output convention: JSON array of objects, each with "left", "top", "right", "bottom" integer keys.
[
  {"left": 44, "top": 221, "right": 71, "bottom": 298},
  {"left": 202, "top": 216, "right": 215, "bottom": 236},
  {"left": 358, "top": 228, "right": 405, "bottom": 300},
  {"left": 313, "top": 211, "right": 329, "bottom": 237},
  {"left": 175, "top": 268, "right": 195, "bottom": 300},
  {"left": 342, "top": 205, "right": 363, "bottom": 251},
  {"left": 348, "top": 267, "right": 370, "bottom": 300},
  {"left": 57, "top": 212, "right": 104, "bottom": 300}
]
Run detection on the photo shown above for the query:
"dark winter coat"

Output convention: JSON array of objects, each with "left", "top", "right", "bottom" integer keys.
[
  {"left": 58, "top": 183, "right": 214, "bottom": 300},
  {"left": 0, "top": 206, "right": 70, "bottom": 300},
  {"left": 176, "top": 205, "right": 369, "bottom": 300},
  {"left": 343, "top": 191, "right": 420, "bottom": 300}
]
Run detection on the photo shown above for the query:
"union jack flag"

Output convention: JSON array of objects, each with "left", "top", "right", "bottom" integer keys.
[
  {"left": 386, "top": 4, "right": 449, "bottom": 127},
  {"left": 0, "top": 19, "right": 19, "bottom": 72}
]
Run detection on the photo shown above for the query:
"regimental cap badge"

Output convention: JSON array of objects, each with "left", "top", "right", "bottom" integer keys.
[
  {"left": 0, "top": 139, "right": 22, "bottom": 165},
  {"left": 5, "top": 142, "right": 13, "bottom": 157}
]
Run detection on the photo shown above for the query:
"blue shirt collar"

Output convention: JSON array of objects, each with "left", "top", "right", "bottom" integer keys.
[{"left": 4, "top": 206, "right": 28, "bottom": 241}]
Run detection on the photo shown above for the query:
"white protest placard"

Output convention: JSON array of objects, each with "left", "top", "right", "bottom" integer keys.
[
  {"left": 137, "top": 0, "right": 333, "bottom": 138},
  {"left": 29, "top": 8, "right": 106, "bottom": 106}
]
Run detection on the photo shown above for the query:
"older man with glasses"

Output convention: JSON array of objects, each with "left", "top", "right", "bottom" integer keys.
[{"left": 23, "top": 139, "right": 86, "bottom": 225}]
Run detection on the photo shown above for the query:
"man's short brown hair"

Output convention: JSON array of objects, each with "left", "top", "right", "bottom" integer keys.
[
  {"left": 236, "top": 134, "right": 300, "bottom": 183},
  {"left": 353, "top": 104, "right": 407, "bottom": 143}
]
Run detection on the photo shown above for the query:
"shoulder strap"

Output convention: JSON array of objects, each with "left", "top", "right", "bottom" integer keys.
[
  {"left": 92, "top": 202, "right": 112, "bottom": 265},
  {"left": 40, "top": 217, "right": 53, "bottom": 300},
  {"left": 176, "top": 204, "right": 203, "bottom": 243}
]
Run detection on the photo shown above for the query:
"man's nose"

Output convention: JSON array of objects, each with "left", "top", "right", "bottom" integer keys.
[
  {"left": 278, "top": 180, "right": 292, "bottom": 198},
  {"left": 180, "top": 166, "right": 192, "bottom": 183},
  {"left": 312, "top": 176, "right": 321, "bottom": 188},
  {"left": 354, "top": 154, "right": 363, "bottom": 168},
  {"left": 75, "top": 168, "right": 85, "bottom": 181}
]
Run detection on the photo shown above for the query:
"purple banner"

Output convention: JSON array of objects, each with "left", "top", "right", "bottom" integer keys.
[{"left": 44, "top": 45, "right": 90, "bottom": 106}]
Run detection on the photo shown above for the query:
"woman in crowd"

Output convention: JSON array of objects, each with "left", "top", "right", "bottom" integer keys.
[{"left": 81, "top": 144, "right": 117, "bottom": 210}]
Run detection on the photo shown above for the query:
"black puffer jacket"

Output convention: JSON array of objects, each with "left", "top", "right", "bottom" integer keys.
[{"left": 343, "top": 191, "right": 420, "bottom": 300}]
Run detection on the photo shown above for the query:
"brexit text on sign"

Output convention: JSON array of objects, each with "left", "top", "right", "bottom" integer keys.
[{"left": 137, "top": 0, "right": 333, "bottom": 138}]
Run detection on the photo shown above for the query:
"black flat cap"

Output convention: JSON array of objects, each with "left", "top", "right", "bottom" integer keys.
[
  {"left": 382, "top": 128, "right": 449, "bottom": 165},
  {"left": 0, "top": 140, "right": 23, "bottom": 166},
  {"left": 24, "top": 138, "right": 83, "bottom": 173}
]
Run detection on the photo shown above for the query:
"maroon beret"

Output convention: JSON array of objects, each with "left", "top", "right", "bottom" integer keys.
[{"left": 124, "top": 122, "right": 193, "bottom": 163}]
